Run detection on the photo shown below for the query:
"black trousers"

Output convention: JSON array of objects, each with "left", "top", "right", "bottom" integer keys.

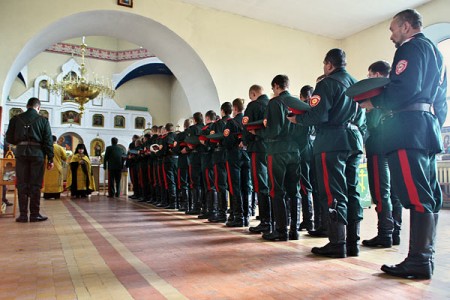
[
  {"left": 108, "top": 169, "right": 122, "bottom": 196},
  {"left": 16, "top": 155, "right": 45, "bottom": 216}
]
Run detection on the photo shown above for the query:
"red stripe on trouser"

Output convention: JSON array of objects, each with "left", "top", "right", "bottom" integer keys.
[
  {"left": 300, "top": 181, "right": 307, "bottom": 194},
  {"left": 205, "top": 168, "right": 211, "bottom": 191},
  {"left": 177, "top": 169, "right": 181, "bottom": 190},
  {"left": 372, "top": 155, "right": 383, "bottom": 213},
  {"left": 188, "top": 165, "right": 193, "bottom": 189},
  {"left": 152, "top": 165, "right": 156, "bottom": 187},
  {"left": 214, "top": 164, "right": 219, "bottom": 192},
  {"left": 267, "top": 155, "right": 275, "bottom": 199},
  {"left": 397, "top": 149, "right": 424, "bottom": 212},
  {"left": 147, "top": 165, "right": 152, "bottom": 184},
  {"left": 162, "top": 164, "right": 168, "bottom": 189},
  {"left": 251, "top": 152, "right": 259, "bottom": 193},
  {"left": 321, "top": 152, "right": 333, "bottom": 206},
  {"left": 226, "top": 162, "right": 234, "bottom": 196}
]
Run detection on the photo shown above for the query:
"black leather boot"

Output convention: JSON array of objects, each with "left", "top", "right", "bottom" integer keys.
[
  {"left": 262, "top": 195, "right": 288, "bottom": 241},
  {"left": 381, "top": 211, "right": 434, "bottom": 279},
  {"left": 363, "top": 210, "right": 393, "bottom": 248},
  {"left": 312, "top": 214, "right": 346, "bottom": 258},
  {"left": 347, "top": 221, "right": 360, "bottom": 256},
  {"left": 243, "top": 192, "right": 251, "bottom": 227},
  {"left": 392, "top": 205, "right": 402, "bottom": 246},
  {"left": 205, "top": 190, "right": 218, "bottom": 221},
  {"left": 209, "top": 190, "right": 227, "bottom": 223},
  {"left": 431, "top": 213, "right": 438, "bottom": 274},
  {"left": 185, "top": 190, "right": 193, "bottom": 214},
  {"left": 16, "top": 192, "right": 29, "bottom": 223},
  {"left": 29, "top": 186, "right": 48, "bottom": 222},
  {"left": 249, "top": 194, "right": 272, "bottom": 234},
  {"left": 289, "top": 196, "right": 301, "bottom": 240},
  {"left": 251, "top": 191, "right": 257, "bottom": 216},
  {"left": 198, "top": 190, "right": 213, "bottom": 219},
  {"left": 156, "top": 190, "right": 168, "bottom": 207},
  {"left": 226, "top": 194, "right": 244, "bottom": 227},
  {"left": 299, "top": 191, "right": 314, "bottom": 231},
  {"left": 186, "top": 188, "right": 202, "bottom": 215},
  {"left": 178, "top": 189, "right": 188, "bottom": 211},
  {"left": 308, "top": 201, "right": 328, "bottom": 237}
]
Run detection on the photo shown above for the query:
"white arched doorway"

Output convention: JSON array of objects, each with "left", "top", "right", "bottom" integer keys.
[{"left": 2, "top": 10, "right": 220, "bottom": 114}]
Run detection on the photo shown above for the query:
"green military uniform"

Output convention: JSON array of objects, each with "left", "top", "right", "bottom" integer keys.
[
  {"left": 104, "top": 143, "right": 125, "bottom": 197},
  {"left": 186, "top": 123, "right": 204, "bottom": 214},
  {"left": 296, "top": 68, "right": 365, "bottom": 257},
  {"left": 208, "top": 115, "right": 230, "bottom": 223},
  {"left": 126, "top": 140, "right": 140, "bottom": 199},
  {"left": 6, "top": 107, "right": 54, "bottom": 222},
  {"left": 260, "top": 91, "right": 301, "bottom": 241},
  {"left": 198, "top": 122, "right": 217, "bottom": 219},
  {"left": 243, "top": 94, "right": 272, "bottom": 234},
  {"left": 161, "top": 131, "right": 178, "bottom": 208},
  {"left": 362, "top": 108, "right": 402, "bottom": 248},
  {"left": 173, "top": 131, "right": 190, "bottom": 211},
  {"left": 371, "top": 32, "right": 447, "bottom": 279},
  {"left": 223, "top": 113, "right": 251, "bottom": 227}
]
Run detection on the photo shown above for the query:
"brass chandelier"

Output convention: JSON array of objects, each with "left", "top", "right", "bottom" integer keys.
[{"left": 46, "top": 37, "right": 115, "bottom": 118}]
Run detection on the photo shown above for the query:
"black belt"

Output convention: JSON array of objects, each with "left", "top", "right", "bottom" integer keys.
[
  {"left": 17, "top": 141, "right": 40, "bottom": 146},
  {"left": 393, "top": 103, "right": 432, "bottom": 113}
]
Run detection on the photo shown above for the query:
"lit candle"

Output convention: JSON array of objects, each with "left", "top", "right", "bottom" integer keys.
[{"left": 82, "top": 36, "right": 85, "bottom": 44}]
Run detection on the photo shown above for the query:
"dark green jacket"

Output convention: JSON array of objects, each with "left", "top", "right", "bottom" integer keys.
[
  {"left": 372, "top": 32, "right": 447, "bottom": 154},
  {"left": 243, "top": 94, "right": 269, "bottom": 153},
  {"left": 6, "top": 108, "right": 54, "bottom": 161},
  {"left": 260, "top": 91, "right": 299, "bottom": 154},
  {"left": 295, "top": 68, "right": 364, "bottom": 154},
  {"left": 104, "top": 144, "right": 125, "bottom": 170}
]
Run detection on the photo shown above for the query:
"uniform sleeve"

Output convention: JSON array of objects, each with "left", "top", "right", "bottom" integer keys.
[
  {"left": 42, "top": 119, "right": 54, "bottom": 162},
  {"left": 5, "top": 117, "right": 17, "bottom": 145},
  {"left": 295, "top": 80, "right": 331, "bottom": 126},
  {"left": 371, "top": 44, "right": 422, "bottom": 110},
  {"left": 434, "top": 68, "right": 448, "bottom": 128}
]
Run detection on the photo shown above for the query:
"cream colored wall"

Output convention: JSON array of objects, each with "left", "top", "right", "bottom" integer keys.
[
  {"left": 342, "top": 0, "right": 450, "bottom": 80},
  {"left": 114, "top": 75, "right": 172, "bottom": 126},
  {"left": 0, "top": 0, "right": 335, "bottom": 118},
  {"left": 1, "top": 0, "right": 449, "bottom": 126}
]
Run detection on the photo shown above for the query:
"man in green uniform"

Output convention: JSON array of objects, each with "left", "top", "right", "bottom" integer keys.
[
  {"left": 186, "top": 112, "right": 204, "bottom": 215},
  {"left": 289, "top": 49, "right": 365, "bottom": 257},
  {"left": 223, "top": 99, "right": 251, "bottom": 227},
  {"left": 359, "top": 10, "right": 447, "bottom": 279},
  {"left": 260, "top": 75, "right": 305, "bottom": 241},
  {"left": 361, "top": 61, "right": 403, "bottom": 248},
  {"left": 208, "top": 102, "right": 232, "bottom": 223},
  {"left": 6, "top": 97, "right": 54, "bottom": 223},
  {"left": 244, "top": 85, "right": 271, "bottom": 234},
  {"left": 104, "top": 137, "right": 125, "bottom": 197},
  {"left": 161, "top": 123, "right": 178, "bottom": 209},
  {"left": 173, "top": 119, "right": 192, "bottom": 211}
]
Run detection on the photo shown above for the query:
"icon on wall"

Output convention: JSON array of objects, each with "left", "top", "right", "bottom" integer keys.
[
  {"left": 135, "top": 117, "right": 145, "bottom": 129},
  {"left": 114, "top": 115, "right": 125, "bottom": 128}
]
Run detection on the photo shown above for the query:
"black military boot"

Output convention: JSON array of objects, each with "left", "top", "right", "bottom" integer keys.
[
  {"left": 198, "top": 190, "right": 213, "bottom": 219},
  {"left": 186, "top": 188, "right": 202, "bottom": 215},
  {"left": 157, "top": 190, "right": 168, "bottom": 207},
  {"left": 249, "top": 194, "right": 272, "bottom": 234},
  {"left": 381, "top": 211, "right": 434, "bottom": 279},
  {"left": 178, "top": 189, "right": 188, "bottom": 211},
  {"left": 205, "top": 190, "right": 218, "bottom": 221},
  {"left": 431, "top": 213, "right": 438, "bottom": 274},
  {"left": 226, "top": 194, "right": 244, "bottom": 227},
  {"left": 289, "top": 196, "right": 301, "bottom": 240},
  {"left": 243, "top": 192, "right": 251, "bottom": 227},
  {"left": 299, "top": 191, "right": 314, "bottom": 231},
  {"left": 251, "top": 191, "right": 257, "bottom": 217},
  {"left": 16, "top": 192, "right": 29, "bottom": 223},
  {"left": 262, "top": 195, "right": 288, "bottom": 241},
  {"left": 209, "top": 190, "right": 227, "bottom": 223},
  {"left": 308, "top": 201, "right": 328, "bottom": 237},
  {"left": 29, "top": 187, "right": 48, "bottom": 222},
  {"left": 311, "top": 220, "right": 346, "bottom": 258},
  {"left": 363, "top": 210, "right": 394, "bottom": 248},
  {"left": 392, "top": 205, "right": 403, "bottom": 246},
  {"left": 346, "top": 221, "right": 360, "bottom": 257}
]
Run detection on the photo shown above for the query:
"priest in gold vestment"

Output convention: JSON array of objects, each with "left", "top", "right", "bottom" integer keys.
[
  {"left": 42, "top": 135, "right": 67, "bottom": 199},
  {"left": 67, "top": 143, "right": 96, "bottom": 198}
]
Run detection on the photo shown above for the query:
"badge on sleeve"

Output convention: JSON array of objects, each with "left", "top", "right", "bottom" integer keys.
[
  {"left": 310, "top": 95, "right": 321, "bottom": 107},
  {"left": 242, "top": 116, "right": 249, "bottom": 125},
  {"left": 395, "top": 60, "right": 408, "bottom": 75},
  {"left": 223, "top": 129, "right": 230, "bottom": 137}
]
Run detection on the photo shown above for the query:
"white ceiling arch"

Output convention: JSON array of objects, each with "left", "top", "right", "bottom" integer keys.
[{"left": 2, "top": 10, "right": 219, "bottom": 114}]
